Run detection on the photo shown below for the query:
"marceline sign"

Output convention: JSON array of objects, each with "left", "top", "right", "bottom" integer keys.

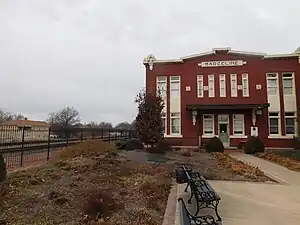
[{"left": 198, "top": 60, "right": 247, "bottom": 67}]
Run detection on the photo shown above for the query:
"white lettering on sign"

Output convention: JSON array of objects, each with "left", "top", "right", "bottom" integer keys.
[{"left": 198, "top": 60, "right": 247, "bottom": 67}]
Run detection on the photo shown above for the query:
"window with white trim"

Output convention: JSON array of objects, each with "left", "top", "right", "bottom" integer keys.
[
  {"left": 285, "top": 112, "right": 296, "bottom": 135},
  {"left": 269, "top": 112, "right": 280, "bottom": 135},
  {"left": 170, "top": 113, "right": 180, "bottom": 135},
  {"left": 197, "top": 75, "right": 203, "bottom": 97},
  {"left": 161, "top": 112, "right": 167, "bottom": 135},
  {"left": 233, "top": 114, "right": 244, "bottom": 135},
  {"left": 266, "top": 73, "right": 278, "bottom": 95},
  {"left": 219, "top": 74, "right": 226, "bottom": 97},
  {"left": 230, "top": 74, "right": 237, "bottom": 97},
  {"left": 282, "top": 73, "right": 294, "bottom": 95},
  {"left": 203, "top": 114, "right": 214, "bottom": 135},
  {"left": 208, "top": 75, "right": 215, "bottom": 98},
  {"left": 242, "top": 73, "right": 249, "bottom": 97},
  {"left": 156, "top": 76, "right": 167, "bottom": 98},
  {"left": 170, "top": 76, "right": 180, "bottom": 98}
]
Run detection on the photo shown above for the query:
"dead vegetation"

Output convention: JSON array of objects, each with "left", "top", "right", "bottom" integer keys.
[
  {"left": 0, "top": 140, "right": 172, "bottom": 225},
  {"left": 256, "top": 152, "right": 300, "bottom": 171},
  {"left": 212, "top": 152, "right": 269, "bottom": 181}
]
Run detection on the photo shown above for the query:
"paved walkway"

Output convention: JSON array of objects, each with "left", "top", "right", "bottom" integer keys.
[
  {"left": 164, "top": 153, "right": 300, "bottom": 225},
  {"left": 229, "top": 152, "right": 300, "bottom": 186}
]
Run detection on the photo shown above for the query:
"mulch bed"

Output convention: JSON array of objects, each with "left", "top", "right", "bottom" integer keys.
[
  {"left": 256, "top": 152, "right": 300, "bottom": 171},
  {"left": 0, "top": 140, "right": 173, "bottom": 225},
  {"left": 122, "top": 149, "right": 271, "bottom": 182}
]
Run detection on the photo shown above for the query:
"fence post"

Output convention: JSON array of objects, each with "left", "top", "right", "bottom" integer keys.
[
  {"left": 108, "top": 128, "right": 111, "bottom": 143},
  {"left": 91, "top": 129, "right": 94, "bottom": 139},
  {"left": 47, "top": 127, "right": 51, "bottom": 161},
  {"left": 66, "top": 128, "right": 69, "bottom": 147},
  {"left": 115, "top": 130, "right": 117, "bottom": 141},
  {"left": 20, "top": 126, "right": 25, "bottom": 167},
  {"left": 80, "top": 128, "right": 83, "bottom": 142},
  {"left": 128, "top": 129, "right": 131, "bottom": 140},
  {"left": 101, "top": 128, "right": 104, "bottom": 139}
]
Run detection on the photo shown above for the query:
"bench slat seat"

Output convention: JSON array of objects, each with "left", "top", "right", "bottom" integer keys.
[{"left": 178, "top": 165, "right": 222, "bottom": 222}]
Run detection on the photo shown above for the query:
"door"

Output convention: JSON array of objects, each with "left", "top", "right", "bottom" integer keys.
[{"left": 218, "top": 115, "right": 229, "bottom": 147}]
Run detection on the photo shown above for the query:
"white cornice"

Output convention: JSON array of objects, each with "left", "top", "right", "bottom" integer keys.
[
  {"left": 263, "top": 53, "right": 300, "bottom": 59},
  {"left": 143, "top": 48, "right": 300, "bottom": 65}
]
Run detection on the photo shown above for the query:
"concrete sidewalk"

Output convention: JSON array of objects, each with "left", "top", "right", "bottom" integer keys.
[
  {"left": 174, "top": 181, "right": 300, "bottom": 225},
  {"left": 229, "top": 152, "right": 300, "bottom": 186}
]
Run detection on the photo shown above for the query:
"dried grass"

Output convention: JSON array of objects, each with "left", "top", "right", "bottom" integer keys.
[
  {"left": 212, "top": 152, "right": 266, "bottom": 180},
  {"left": 1, "top": 140, "right": 172, "bottom": 225},
  {"left": 256, "top": 152, "right": 300, "bottom": 171}
]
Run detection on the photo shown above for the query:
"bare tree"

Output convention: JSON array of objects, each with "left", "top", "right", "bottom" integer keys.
[
  {"left": 115, "top": 121, "right": 132, "bottom": 130},
  {"left": 47, "top": 106, "right": 80, "bottom": 128},
  {"left": 0, "top": 109, "right": 25, "bottom": 123},
  {"left": 85, "top": 121, "right": 100, "bottom": 128},
  {"left": 98, "top": 122, "right": 113, "bottom": 129}
]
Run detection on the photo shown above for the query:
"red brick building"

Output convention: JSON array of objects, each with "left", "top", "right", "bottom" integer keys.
[{"left": 143, "top": 47, "right": 300, "bottom": 149}]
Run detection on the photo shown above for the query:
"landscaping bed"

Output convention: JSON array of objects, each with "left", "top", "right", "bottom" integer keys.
[
  {"left": 121, "top": 149, "right": 271, "bottom": 182},
  {"left": 256, "top": 151, "right": 300, "bottom": 172},
  {"left": 212, "top": 152, "right": 269, "bottom": 182},
  {"left": 0, "top": 140, "right": 173, "bottom": 225}
]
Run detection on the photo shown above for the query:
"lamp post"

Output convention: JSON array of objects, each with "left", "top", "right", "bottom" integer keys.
[{"left": 192, "top": 110, "right": 197, "bottom": 126}]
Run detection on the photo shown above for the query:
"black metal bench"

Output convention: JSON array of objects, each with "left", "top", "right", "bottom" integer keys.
[
  {"left": 177, "top": 165, "right": 222, "bottom": 222},
  {"left": 178, "top": 198, "right": 220, "bottom": 225}
]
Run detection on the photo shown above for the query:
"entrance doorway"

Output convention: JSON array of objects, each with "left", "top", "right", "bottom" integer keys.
[{"left": 218, "top": 115, "right": 229, "bottom": 147}]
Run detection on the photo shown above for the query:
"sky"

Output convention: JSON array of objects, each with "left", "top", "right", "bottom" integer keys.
[{"left": 0, "top": 0, "right": 299, "bottom": 125}]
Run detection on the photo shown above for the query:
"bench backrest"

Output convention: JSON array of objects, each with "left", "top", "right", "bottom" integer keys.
[{"left": 178, "top": 198, "right": 191, "bottom": 225}]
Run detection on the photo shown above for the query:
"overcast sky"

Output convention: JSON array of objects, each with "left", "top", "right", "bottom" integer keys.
[{"left": 0, "top": 0, "right": 299, "bottom": 125}]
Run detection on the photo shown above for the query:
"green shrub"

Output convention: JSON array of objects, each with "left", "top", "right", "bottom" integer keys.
[
  {"left": 205, "top": 137, "right": 224, "bottom": 153},
  {"left": 150, "top": 140, "right": 173, "bottom": 154},
  {"left": 115, "top": 140, "right": 127, "bottom": 150},
  {"left": 0, "top": 153, "right": 7, "bottom": 182},
  {"left": 125, "top": 139, "right": 144, "bottom": 150},
  {"left": 244, "top": 136, "right": 265, "bottom": 154}
]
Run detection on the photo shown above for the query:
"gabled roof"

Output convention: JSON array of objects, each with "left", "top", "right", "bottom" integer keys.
[
  {"left": 1, "top": 119, "right": 50, "bottom": 127},
  {"left": 143, "top": 47, "right": 300, "bottom": 65}
]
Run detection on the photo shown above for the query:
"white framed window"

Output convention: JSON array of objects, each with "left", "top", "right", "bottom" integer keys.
[
  {"left": 219, "top": 74, "right": 226, "bottom": 97},
  {"left": 242, "top": 73, "right": 249, "bottom": 97},
  {"left": 170, "top": 112, "right": 180, "bottom": 135},
  {"left": 170, "top": 76, "right": 180, "bottom": 98},
  {"left": 156, "top": 76, "right": 167, "bottom": 98},
  {"left": 285, "top": 112, "right": 296, "bottom": 135},
  {"left": 197, "top": 75, "right": 203, "bottom": 97},
  {"left": 203, "top": 114, "right": 214, "bottom": 135},
  {"left": 161, "top": 112, "right": 167, "bottom": 135},
  {"left": 266, "top": 73, "right": 278, "bottom": 95},
  {"left": 269, "top": 112, "right": 280, "bottom": 135},
  {"left": 282, "top": 73, "right": 294, "bottom": 95},
  {"left": 230, "top": 74, "right": 237, "bottom": 97},
  {"left": 233, "top": 114, "right": 244, "bottom": 135},
  {"left": 208, "top": 75, "right": 215, "bottom": 98}
]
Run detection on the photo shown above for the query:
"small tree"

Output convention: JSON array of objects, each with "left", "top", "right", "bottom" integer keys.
[{"left": 135, "top": 89, "right": 164, "bottom": 148}]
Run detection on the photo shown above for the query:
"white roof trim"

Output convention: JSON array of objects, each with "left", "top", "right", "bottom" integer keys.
[
  {"left": 229, "top": 50, "right": 266, "bottom": 56},
  {"left": 180, "top": 51, "right": 216, "bottom": 60},
  {"left": 143, "top": 48, "right": 300, "bottom": 64},
  {"left": 154, "top": 59, "right": 183, "bottom": 63},
  {"left": 263, "top": 53, "right": 300, "bottom": 59}
]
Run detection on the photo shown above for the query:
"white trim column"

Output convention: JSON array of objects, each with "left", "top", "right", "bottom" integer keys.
[{"left": 252, "top": 108, "right": 256, "bottom": 126}]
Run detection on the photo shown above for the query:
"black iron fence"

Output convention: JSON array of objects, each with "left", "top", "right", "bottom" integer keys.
[{"left": 0, "top": 126, "right": 133, "bottom": 170}]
